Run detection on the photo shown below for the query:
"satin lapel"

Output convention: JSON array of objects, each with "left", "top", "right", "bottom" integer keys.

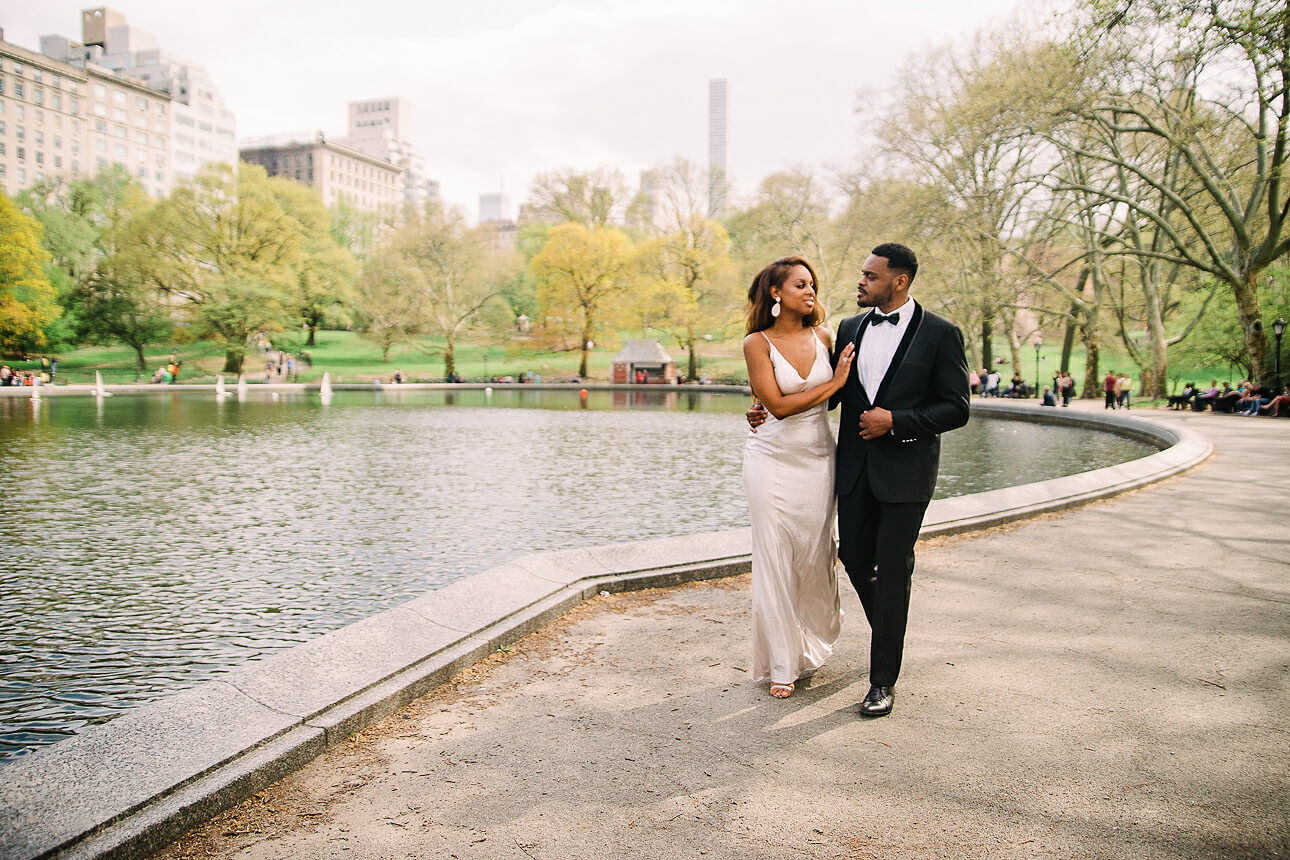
[
  {"left": 873, "top": 303, "right": 925, "bottom": 406},
  {"left": 849, "top": 312, "right": 875, "bottom": 407}
]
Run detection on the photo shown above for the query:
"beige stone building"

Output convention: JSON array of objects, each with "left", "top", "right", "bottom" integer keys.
[
  {"left": 0, "top": 38, "right": 170, "bottom": 200},
  {"left": 0, "top": 40, "right": 88, "bottom": 197},
  {"left": 240, "top": 134, "right": 403, "bottom": 219},
  {"left": 0, "top": 6, "right": 242, "bottom": 201}
]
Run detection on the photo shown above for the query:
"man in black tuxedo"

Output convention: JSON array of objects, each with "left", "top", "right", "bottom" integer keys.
[
  {"left": 834, "top": 243, "right": 969, "bottom": 716},
  {"left": 749, "top": 242, "right": 969, "bottom": 717}
]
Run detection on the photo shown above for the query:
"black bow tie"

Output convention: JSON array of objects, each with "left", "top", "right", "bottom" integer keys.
[{"left": 870, "top": 312, "right": 900, "bottom": 326}]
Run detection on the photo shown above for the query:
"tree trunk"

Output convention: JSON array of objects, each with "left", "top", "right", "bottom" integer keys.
[
  {"left": 579, "top": 324, "right": 592, "bottom": 379},
  {"left": 1060, "top": 299, "right": 1080, "bottom": 373},
  {"left": 981, "top": 318, "right": 994, "bottom": 372},
  {"left": 1234, "top": 272, "right": 1271, "bottom": 387},
  {"left": 222, "top": 348, "right": 244, "bottom": 374},
  {"left": 688, "top": 342, "right": 698, "bottom": 382},
  {"left": 1082, "top": 335, "right": 1100, "bottom": 399},
  {"left": 306, "top": 325, "right": 317, "bottom": 347},
  {"left": 443, "top": 336, "right": 456, "bottom": 379},
  {"left": 133, "top": 344, "right": 146, "bottom": 382}
]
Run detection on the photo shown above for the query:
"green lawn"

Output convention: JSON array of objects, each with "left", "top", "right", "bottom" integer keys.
[
  {"left": 6, "top": 329, "right": 1243, "bottom": 393},
  {"left": 8, "top": 331, "right": 752, "bottom": 386}
]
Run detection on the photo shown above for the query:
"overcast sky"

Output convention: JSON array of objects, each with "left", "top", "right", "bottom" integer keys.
[{"left": 5, "top": 1, "right": 1025, "bottom": 221}]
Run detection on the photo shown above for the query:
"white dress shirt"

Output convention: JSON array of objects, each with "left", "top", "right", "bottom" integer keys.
[{"left": 856, "top": 297, "right": 915, "bottom": 399}]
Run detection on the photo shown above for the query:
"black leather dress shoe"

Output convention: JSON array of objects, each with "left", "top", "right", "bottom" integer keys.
[{"left": 859, "top": 685, "right": 894, "bottom": 717}]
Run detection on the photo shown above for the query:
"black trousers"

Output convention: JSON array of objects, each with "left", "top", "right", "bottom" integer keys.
[{"left": 837, "top": 474, "right": 930, "bottom": 687}]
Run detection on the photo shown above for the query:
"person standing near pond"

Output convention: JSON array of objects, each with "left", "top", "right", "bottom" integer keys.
[
  {"left": 830, "top": 243, "right": 970, "bottom": 717},
  {"left": 743, "top": 256, "right": 855, "bottom": 699},
  {"left": 749, "top": 243, "right": 969, "bottom": 718},
  {"left": 1117, "top": 371, "right": 1134, "bottom": 409}
]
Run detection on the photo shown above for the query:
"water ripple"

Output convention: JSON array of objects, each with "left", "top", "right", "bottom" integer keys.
[{"left": 0, "top": 390, "right": 1152, "bottom": 761}]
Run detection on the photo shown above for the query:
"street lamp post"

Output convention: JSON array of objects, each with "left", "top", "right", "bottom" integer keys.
[
  {"left": 1275, "top": 318, "right": 1286, "bottom": 391},
  {"left": 1034, "top": 338, "right": 1042, "bottom": 399}
]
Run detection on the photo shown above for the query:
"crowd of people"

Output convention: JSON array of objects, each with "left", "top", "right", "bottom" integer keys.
[
  {"left": 1168, "top": 379, "right": 1290, "bottom": 416},
  {"left": 0, "top": 357, "right": 56, "bottom": 386}
]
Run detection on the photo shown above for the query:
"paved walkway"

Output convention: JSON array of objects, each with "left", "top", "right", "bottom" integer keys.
[{"left": 153, "top": 403, "right": 1290, "bottom": 860}]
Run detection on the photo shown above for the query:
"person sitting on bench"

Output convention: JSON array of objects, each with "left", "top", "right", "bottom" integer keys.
[{"left": 1168, "top": 383, "right": 1197, "bottom": 410}]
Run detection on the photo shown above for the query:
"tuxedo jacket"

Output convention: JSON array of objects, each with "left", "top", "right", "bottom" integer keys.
[{"left": 831, "top": 302, "right": 970, "bottom": 503}]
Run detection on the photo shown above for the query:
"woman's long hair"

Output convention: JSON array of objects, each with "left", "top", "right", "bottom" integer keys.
[{"left": 745, "top": 256, "right": 826, "bottom": 335}]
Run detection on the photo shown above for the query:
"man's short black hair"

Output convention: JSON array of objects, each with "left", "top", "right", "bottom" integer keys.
[{"left": 872, "top": 242, "right": 918, "bottom": 284}]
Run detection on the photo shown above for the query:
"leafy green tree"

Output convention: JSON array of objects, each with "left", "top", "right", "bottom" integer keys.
[
  {"left": 530, "top": 223, "right": 635, "bottom": 378},
  {"left": 328, "top": 197, "right": 384, "bottom": 261},
  {"left": 77, "top": 232, "right": 175, "bottom": 380},
  {"left": 118, "top": 163, "right": 317, "bottom": 373},
  {"left": 0, "top": 193, "right": 60, "bottom": 355},
  {"left": 1054, "top": 0, "right": 1290, "bottom": 387},
  {"left": 357, "top": 206, "right": 511, "bottom": 376},
  {"left": 636, "top": 215, "right": 740, "bottom": 381},
  {"left": 17, "top": 167, "right": 142, "bottom": 349},
  {"left": 269, "top": 180, "right": 358, "bottom": 347},
  {"left": 724, "top": 169, "right": 867, "bottom": 320},
  {"left": 354, "top": 241, "right": 418, "bottom": 362}
]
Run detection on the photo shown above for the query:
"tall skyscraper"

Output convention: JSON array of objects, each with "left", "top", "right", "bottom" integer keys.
[
  {"left": 478, "top": 192, "right": 509, "bottom": 223},
  {"left": 707, "top": 78, "right": 727, "bottom": 218}
]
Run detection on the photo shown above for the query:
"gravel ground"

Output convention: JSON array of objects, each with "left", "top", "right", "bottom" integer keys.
[{"left": 151, "top": 408, "right": 1290, "bottom": 859}]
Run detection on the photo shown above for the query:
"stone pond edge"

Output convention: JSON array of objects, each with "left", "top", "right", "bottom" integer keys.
[{"left": 0, "top": 397, "right": 1212, "bottom": 860}]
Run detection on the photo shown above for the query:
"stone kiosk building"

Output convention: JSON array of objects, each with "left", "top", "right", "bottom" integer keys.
[{"left": 612, "top": 340, "right": 677, "bottom": 384}]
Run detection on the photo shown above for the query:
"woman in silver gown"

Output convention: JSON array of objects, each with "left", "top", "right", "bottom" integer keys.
[{"left": 742, "top": 257, "right": 854, "bottom": 698}]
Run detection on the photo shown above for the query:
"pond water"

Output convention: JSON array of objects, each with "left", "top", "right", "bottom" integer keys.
[{"left": 0, "top": 388, "right": 1155, "bottom": 761}]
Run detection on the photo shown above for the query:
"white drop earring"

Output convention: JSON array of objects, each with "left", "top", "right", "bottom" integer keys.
[{"left": 771, "top": 296, "right": 781, "bottom": 318}]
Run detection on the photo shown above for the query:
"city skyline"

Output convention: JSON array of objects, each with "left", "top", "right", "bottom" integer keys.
[{"left": 4, "top": 0, "right": 1027, "bottom": 222}]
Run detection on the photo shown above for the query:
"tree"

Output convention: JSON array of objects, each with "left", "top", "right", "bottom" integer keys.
[
  {"left": 629, "top": 159, "right": 743, "bottom": 379},
  {"left": 878, "top": 33, "right": 1055, "bottom": 371},
  {"left": 119, "top": 163, "right": 315, "bottom": 373},
  {"left": 0, "top": 193, "right": 60, "bottom": 355},
  {"left": 530, "top": 223, "right": 635, "bottom": 378},
  {"left": 1055, "top": 0, "right": 1290, "bottom": 387},
  {"left": 270, "top": 181, "right": 358, "bottom": 347},
  {"left": 17, "top": 167, "right": 142, "bottom": 349},
  {"left": 725, "top": 168, "right": 867, "bottom": 319},
  {"left": 20, "top": 169, "right": 172, "bottom": 376},
  {"left": 78, "top": 218, "right": 175, "bottom": 379},
  {"left": 328, "top": 197, "right": 384, "bottom": 261},
  {"left": 528, "top": 167, "right": 629, "bottom": 228},
  {"left": 357, "top": 205, "right": 511, "bottom": 376}
]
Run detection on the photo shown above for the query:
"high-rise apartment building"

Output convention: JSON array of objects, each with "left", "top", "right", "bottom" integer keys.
[
  {"left": 707, "top": 78, "right": 727, "bottom": 218},
  {"left": 340, "top": 97, "right": 437, "bottom": 211},
  {"left": 0, "top": 35, "right": 171, "bottom": 200},
  {"left": 32, "top": 7, "right": 237, "bottom": 192}
]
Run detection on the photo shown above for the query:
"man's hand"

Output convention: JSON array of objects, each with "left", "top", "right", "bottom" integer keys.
[
  {"left": 858, "top": 407, "right": 893, "bottom": 440},
  {"left": 746, "top": 400, "right": 768, "bottom": 433}
]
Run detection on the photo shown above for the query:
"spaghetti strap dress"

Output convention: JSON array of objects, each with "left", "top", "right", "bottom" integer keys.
[{"left": 742, "top": 331, "right": 842, "bottom": 685}]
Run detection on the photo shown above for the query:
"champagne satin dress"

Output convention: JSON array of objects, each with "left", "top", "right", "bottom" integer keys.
[{"left": 742, "top": 332, "right": 843, "bottom": 686}]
